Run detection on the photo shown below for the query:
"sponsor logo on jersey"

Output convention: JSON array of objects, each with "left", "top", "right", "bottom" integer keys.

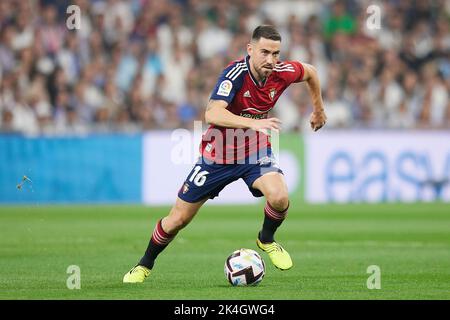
[
  {"left": 243, "top": 90, "right": 251, "bottom": 98},
  {"left": 239, "top": 112, "right": 266, "bottom": 119},
  {"left": 217, "top": 80, "right": 233, "bottom": 96},
  {"left": 205, "top": 143, "right": 212, "bottom": 152},
  {"left": 269, "top": 88, "right": 276, "bottom": 101}
]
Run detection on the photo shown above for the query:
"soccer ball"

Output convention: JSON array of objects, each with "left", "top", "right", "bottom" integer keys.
[{"left": 224, "top": 248, "right": 265, "bottom": 286}]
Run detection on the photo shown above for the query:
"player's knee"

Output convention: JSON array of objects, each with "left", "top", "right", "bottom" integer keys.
[{"left": 267, "top": 191, "right": 289, "bottom": 212}]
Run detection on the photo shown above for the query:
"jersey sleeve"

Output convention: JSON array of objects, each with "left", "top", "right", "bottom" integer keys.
[
  {"left": 209, "top": 62, "right": 246, "bottom": 104},
  {"left": 282, "top": 61, "right": 305, "bottom": 85}
]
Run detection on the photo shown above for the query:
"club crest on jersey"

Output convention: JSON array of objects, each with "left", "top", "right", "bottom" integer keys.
[
  {"left": 269, "top": 88, "right": 276, "bottom": 101},
  {"left": 217, "top": 80, "right": 233, "bottom": 97}
]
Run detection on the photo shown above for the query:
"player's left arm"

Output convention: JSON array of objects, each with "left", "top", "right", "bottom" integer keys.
[{"left": 300, "top": 63, "right": 327, "bottom": 132}]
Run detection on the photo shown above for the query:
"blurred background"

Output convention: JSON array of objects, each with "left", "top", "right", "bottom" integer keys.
[
  {"left": 1, "top": 1, "right": 449, "bottom": 300},
  {"left": 0, "top": 0, "right": 449, "bottom": 135},
  {"left": 0, "top": 0, "right": 449, "bottom": 204}
]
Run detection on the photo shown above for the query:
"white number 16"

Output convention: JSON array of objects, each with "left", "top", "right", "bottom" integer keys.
[{"left": 189, "top": 166, "right": 209, "bottom": 186}]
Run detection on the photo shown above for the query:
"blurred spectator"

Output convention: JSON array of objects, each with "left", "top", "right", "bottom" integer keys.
[
  {"left": 0, "top": 0, "right": 449, "bottom": 136},
  {"left": 323, "top": 85, "right": 352, "bottom": 128},
  {"left": 37, "top": 4, "right": 65, "bottom": 55},
  {"left": 323, "top": 1, "right": 357, "bottom": 40}
]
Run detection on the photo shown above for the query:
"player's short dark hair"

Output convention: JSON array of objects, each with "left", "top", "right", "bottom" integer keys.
[{"left": 252, "top": 25, "right": 282, "bottom": 42}]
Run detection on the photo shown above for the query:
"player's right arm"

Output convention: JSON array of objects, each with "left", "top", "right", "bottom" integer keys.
[
  {"left": 205, "top": 99, "right": 281, "bottom": 133},
  {"left": 205, "top": 61, "right": 281, "bottom": 133}
]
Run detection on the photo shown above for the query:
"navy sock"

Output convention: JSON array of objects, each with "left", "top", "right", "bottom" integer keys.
[
  {"left": 139, "top": 220, "right": 176, "bottom": 269},
  {"left": 259, "top": 202, "right": 289, "bottom": 243}
]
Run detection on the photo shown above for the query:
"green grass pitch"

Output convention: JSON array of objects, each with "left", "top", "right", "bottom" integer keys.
[{"left": 0, "top": 203, "right": 449, "bottom": 299}]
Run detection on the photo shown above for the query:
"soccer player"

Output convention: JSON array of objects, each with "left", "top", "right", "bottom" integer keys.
[{"left": 123, "top": 25, "right": 327, "bottom": 283}]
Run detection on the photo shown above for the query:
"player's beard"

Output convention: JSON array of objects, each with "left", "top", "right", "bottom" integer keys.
[{"left": 258, "top": 66, "right": 273, "bottom": 80}]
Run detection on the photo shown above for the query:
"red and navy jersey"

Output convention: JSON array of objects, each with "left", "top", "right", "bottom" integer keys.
[{"left": 201, "top": 55, "right": 304, "bottom": 164}]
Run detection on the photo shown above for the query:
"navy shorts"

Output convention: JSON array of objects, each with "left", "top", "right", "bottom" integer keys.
[{"left": 178, "top": 151, "right": 283, "bottom": 203}]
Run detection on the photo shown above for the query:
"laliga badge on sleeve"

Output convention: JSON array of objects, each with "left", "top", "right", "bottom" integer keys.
[{"left": 217, "top": 80, "right": 233, "bottom": 96}]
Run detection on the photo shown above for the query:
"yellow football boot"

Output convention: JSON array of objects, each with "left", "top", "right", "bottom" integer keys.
[
  {"left": 256, "top": 238, "right": 293, "bottom": 270},
  {"left": 123, "top": 265, "right": 151, "bottom": 283}
]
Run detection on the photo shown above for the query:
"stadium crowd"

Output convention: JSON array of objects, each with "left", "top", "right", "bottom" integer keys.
[{"left": 0, "top": 0, "right": 449, "bottom": 135}]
